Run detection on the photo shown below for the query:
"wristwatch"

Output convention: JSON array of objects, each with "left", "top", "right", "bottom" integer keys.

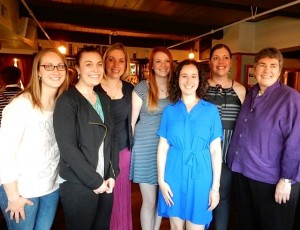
[{"left": 283, "top": 179, "right": 292, "bottom": 183}]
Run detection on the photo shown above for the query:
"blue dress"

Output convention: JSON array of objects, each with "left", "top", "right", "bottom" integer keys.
[{"left": 157, "top": 99, "right": 222, "bottom": 226}]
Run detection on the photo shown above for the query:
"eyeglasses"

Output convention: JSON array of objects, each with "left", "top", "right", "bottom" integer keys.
[{"left": 40, "top": 64, "right": 66, "bottom": 71}]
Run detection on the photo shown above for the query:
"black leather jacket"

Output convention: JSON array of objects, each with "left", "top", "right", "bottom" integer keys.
[{"left": 53, "top": 86, "right": 117, "bottom": 190}]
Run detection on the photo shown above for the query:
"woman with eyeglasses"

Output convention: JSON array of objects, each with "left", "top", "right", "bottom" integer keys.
[
  {"left": 0, "top": 48, "right": 69, "bottom": 230},
  {"left": 53, "top": 46, "right": 117, "bottom": 230}
]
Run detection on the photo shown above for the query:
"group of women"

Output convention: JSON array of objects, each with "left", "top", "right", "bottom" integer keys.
[{"left": 0, "top": 42, "right": 299, "bottom": 230}]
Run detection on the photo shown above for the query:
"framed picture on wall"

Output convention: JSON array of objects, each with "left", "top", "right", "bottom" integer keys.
[{"left": 246, "top": 65, "right": 256, "bottom": 88}]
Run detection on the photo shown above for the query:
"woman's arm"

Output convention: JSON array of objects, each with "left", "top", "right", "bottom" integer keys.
[
  {"left": 157, "top": 137, "right": 173, "bottom": 206},
  {"left": 131, "top": 91, "right": 142, "bottom": 134},
  {"left": 209, "top": 137, "right": 222, "bottom": 210},
  {"left": 0, "top": 96, "right": 33, "bottom": 222}
]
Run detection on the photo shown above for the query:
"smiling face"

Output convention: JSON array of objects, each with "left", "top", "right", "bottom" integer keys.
[
  {"left": 76, "top": 51, "right": 104, "bottom": 87},
  {"left": 255, "top": 57, "right": 281, "bottom": 92},
  {"left": 179, "top": 64, "right": 199, "bottom": 96},
  {"left": 152, "top": 51, "right": 171, "bottom": 79},
  {"left": 209, "top": 47, "right": 232, "bottom": 78},
  {"left": 38, "top": 52, "right": 66, "bottom": 90},
  {"left": 105, "top": 49, "right": 126, "bottom": 80}
]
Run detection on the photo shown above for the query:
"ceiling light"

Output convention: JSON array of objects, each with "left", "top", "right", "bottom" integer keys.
[{"left": 188, "top": 50, "right": 195, "bottom": 59}]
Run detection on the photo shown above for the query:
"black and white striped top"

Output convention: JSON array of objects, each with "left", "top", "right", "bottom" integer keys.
[
  {"left": 206, "top": 80, "right": 242, "bottom": 162},
  {"left": 0, "top": 86, "right": 22, "bottom": 124}
]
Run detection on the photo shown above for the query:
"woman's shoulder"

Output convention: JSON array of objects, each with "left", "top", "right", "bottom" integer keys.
[
  {"left": 279, "top": 82, "right": 300, "bottom": 100},
  {"left": 232, "top": 81, "right": 245, "bottom": 91},
  {"left": 122, "top": 80, "right": 134, "bottom": 94},
  {"left": 135, "top": 79, "right": 147, "bottom": 87},
  {"left": 56, "top": 87, "right": 83, "bottom": 108},
  {"left": 233, "top": 81, "right": 246, "bottom": 92},
  {"left": 8, "top": 93, "right": 32, "bottom": 108},
  {"left": 122, "top": 80, "right": 134, "bottom": 89},
  {"left": 58, "top": 86, "right": 79, "bottom": 99},
  {"left": 2, "top": 93, "right": 34, "bottom": 119},
  {"left": 232, "top": 81, "right": 246, "bottom": 103},
  {"left": 133, "top": 80, "right": 148, "bottom": 96}
]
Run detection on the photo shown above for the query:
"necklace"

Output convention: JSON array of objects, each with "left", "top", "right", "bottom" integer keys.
[
  {"left": 102, "top": 80, "right": 121, "bottom": 99},
  {"left": 158, "top": 85, "right": 167, "bottom": 93},
  {"left": 210, "top": 78, "right": 232, "bottom": 89}
]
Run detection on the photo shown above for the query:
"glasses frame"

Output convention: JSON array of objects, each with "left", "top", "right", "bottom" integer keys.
[{"left": 39, "top": 64, "right": 66, "bottom": 71}]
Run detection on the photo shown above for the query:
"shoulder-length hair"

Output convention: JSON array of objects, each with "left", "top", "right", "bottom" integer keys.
[
  {"left": 147, "top": 47, "right": 173, "bottom": 111},
  {"left": 21, "top": 48, "right": 69, "bottom": 109},
  {"left": 168, "top": 59, "right": 207, "bottom": 103},
  {"left": 102, "top": 43, "right": 131, "bottom": 80}
]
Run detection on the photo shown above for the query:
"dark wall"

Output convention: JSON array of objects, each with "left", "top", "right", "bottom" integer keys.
[{"left": 0, "top": 54, "right": 34, "bottom": 87}]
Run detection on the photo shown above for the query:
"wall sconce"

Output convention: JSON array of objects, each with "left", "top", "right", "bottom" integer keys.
[
  {"left": 188, "top": 50, "right": 195, "bottom": 59},
  {"left": 13, "top": 58, "right": 18, "bottom": 67},
  {"left": 58, "top": 42, "right": 67, "bottom": 54}
]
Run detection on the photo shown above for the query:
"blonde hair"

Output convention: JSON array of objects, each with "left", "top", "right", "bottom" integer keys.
[
  {"left": 148, "top": 47, "right": 173, "bottom": 111},
  {"left": 21, "top": 48, "right": 69, "bottom": 109},
  {"left": 103, "top": 43, "right": 131, "bottom": 80}
]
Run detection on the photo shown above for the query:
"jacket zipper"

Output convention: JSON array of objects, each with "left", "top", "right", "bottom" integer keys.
[{"left": 88, "top": 122, "right": 115, "bottom": 178}]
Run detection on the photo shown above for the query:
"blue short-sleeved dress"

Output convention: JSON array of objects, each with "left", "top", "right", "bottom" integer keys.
[
  {"left": 157, "top": 99, "right": 223, "bottom": 226},
  {"left": 129, "top": 80, "right": 170, "bottom": 185}
]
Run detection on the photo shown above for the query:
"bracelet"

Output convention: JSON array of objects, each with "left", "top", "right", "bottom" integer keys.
[{"left": 210, "top": 188, "right": 219, "bottom": 193}]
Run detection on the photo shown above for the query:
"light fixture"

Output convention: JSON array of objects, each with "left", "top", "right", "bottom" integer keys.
[
  {"left": 58, "top": 45, "right": 67, "bottom": 54},
  {"left": 58, "top": 41, "right": 67, "bottom": 54},
  {"left": 188, "top": 50, "right": 195, "bottom": 59},
  {"left": 13, "top": 58, "right": 18, "bottom": 67}
]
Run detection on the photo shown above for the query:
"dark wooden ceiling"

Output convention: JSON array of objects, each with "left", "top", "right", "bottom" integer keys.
[{"left": 19, "top": 0, "right": 300, "bottom": 57}]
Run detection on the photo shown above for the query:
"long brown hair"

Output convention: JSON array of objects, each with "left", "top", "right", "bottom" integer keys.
[
  {"left": 147, "top": 47, "right": 173, "bottom": 111},
  {"left": 21, "top": 48, "right": 69, "bottom": 109}
]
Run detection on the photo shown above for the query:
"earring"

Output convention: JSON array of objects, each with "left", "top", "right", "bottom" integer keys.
[
  {"left": 38, "top": 76, "right": 42, "bottom": 81},
  {"left": 78, "top": 74, "right": 80, "bottom": 79}
]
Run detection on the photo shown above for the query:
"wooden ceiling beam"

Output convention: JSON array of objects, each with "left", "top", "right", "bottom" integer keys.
[{"left": 20, "top": 1, "right": 213, "bottom": 36}]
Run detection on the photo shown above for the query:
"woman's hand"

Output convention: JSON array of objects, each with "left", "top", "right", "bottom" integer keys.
[
  {"left": 275, "top": 179, "right": 291, "bottom": 204},
  {"left": 93, "top": 178, "right": 115, "bottom": 194},
  {"left": 208, "top": 189, "right": 220, "bottom": 210},
  {"left": 6, "top": 196, "right": 33, "bottom": 223},
  {"left": 93, "top": 181, "right": 108, "bottom": 194},
  {"left": 159, "top": 181, "right": 174, "bottom": 207},
  {"left": 105, "top": 178, "right": 115, "bottom": 193}
]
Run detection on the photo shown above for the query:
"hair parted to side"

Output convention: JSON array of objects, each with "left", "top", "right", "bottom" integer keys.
[
  {"left": 254, "top": 47, "right": 284, "bottom": 71},
  {"left": 75, "top": 46, "right": 102, "bottom": 67},
  {"left": 209, "top": 44, "right": 232, "bottom": 60},
  {"left": 103, "top": 43, "right": 131, "bottom": 80},
  {"left": 168, "top": 59, "right": 207, "bottom": 103},
  {"left": 147, "top": 46, "right": 173, "bottom": 112},
  {"left": 0, "top": 66, "right": 21, "bottom": 85},
  {"left": 20, "top": 48, "right": 69, "bottom": 109}
]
